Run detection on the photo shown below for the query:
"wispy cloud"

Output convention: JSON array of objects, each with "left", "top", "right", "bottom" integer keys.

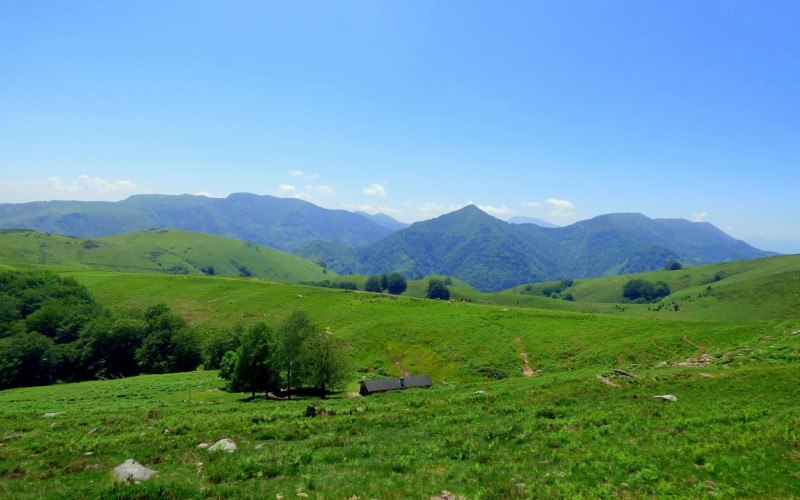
[
  {"left": 278, "top": 184, "right": 297, "bottom": 195},
  {"left": 289, "top": 169, "right": 320, "bottom": 180},
  {"left": 362, "top": 182, "right": 387, "bottom": 197},
  {"left": 477, "top": 204, "right": 514, "bottom": 218},
  {"left": 306, "top": 184, "right": 334, "bottom": 194},
  {"left": 691, "top": 212, "right": 708, "bottom": 222},
  {"left": 545, "top": 198, "right": 577, "bottom": 219},
  {"left": 0, "top": 174, "right": 139, "bottom": 202}
]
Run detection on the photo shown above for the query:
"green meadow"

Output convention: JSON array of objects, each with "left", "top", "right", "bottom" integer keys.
[{"left": 1, "top": 248, "right": 799, "bottom": 497}]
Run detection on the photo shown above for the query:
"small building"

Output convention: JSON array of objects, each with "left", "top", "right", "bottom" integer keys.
[{"left": 359, "top": 375, "right": 433, "bottom": 396}]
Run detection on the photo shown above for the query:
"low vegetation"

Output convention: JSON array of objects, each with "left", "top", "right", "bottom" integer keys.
[{"left": 1, "top": 250, "right": 799, "bottom": 496}]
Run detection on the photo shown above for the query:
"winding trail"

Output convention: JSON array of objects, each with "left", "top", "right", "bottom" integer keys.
[
  {"left": 683, "top": 334, "right": 706, "bottom": 355},
  {"left": 514, "top": 338, "right": 534, "bottom": 377}
]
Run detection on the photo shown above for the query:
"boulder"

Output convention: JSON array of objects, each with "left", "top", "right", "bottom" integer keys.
[
  {"left": 208, "top": 438, "right": 236, "bottom": 453},
  {"left": 112, "top": 459, "right": 157, "bottom": 482},
  {"left": 652, "top": 394, "right": 677, "bottom": 402}
]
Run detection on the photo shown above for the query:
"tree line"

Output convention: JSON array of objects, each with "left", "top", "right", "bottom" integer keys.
[
  {"left": 0, "top": 270, "right": 350, "bottom": 397},
  {"left": 211, "top": 311, "right": 349, "bottom": 399}
]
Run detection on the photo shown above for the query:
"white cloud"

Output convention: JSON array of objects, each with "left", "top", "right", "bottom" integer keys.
[
  {"left": 362, "top": 182, "right": 387, "bottom": 197},
  {"left": 289, "top": 169, "right": 320, "bottom": 180},
  {"left": 0, "top": 174, "right": 139, "bottom": 202},
  {"left": 692, "top": 212, "right": 709, "bottom": 222},
  {"left": 478, "top": 204, "right": 514, "bottom": 218},
  {"left": 278, "top": 184, "right": 297, "bottom": 195},
  {"left": 306, "top": 184, "right": 334, "bottom": 194},
  {"left": 195, "top": 191, "right": 220, "bottom": 198},
  {"left": 545, "top": 198, "right": 577, "bottom": 219}
]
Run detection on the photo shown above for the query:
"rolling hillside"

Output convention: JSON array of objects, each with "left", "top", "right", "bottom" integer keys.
[
  {"left": 0, "top": 229, "right": 332, "bottom": 284},
  {"left": 0, "top": 193, "right": 395, "bottom": 251},
  {"left": 299, "top": 206, "right": 773, "bottom": 291}
]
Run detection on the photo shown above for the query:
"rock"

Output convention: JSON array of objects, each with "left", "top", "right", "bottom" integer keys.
[
  {"left": 87, "top": 427, "right": 100, "bottom": 434},
  {"left": 305, "top": 406, "right": 317, "bottom": 417},
  {"left": 43, "top": 412, "right": 64, "bottom": 418},
  {"left": 112, "top": 459, "right": 157, "bottom": 482},
  {"left": 652, "top": 394, "right": 677, "bottom": 402},
  {"left": 256, "top": 443, "right": 267, "bottom": 449},
  {"left": 700, "top": 372, "right": 715, "bottom": 378},
  {"left": 614, "top": 369, "right": 637, "bottom": 378},
  {"left": 197, "top": 443, "right": 210, "bottom": 449},
  {"left": 208, "top": 438, "right": 236, "bottom": 453}
]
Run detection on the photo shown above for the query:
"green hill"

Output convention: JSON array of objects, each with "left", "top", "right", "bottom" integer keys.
[
  {"left": 299, "top": 206, "right": 773, "bottom": 291},
  {"left": 0, "top": 229, "right": 332, "bottom": 284},
  {"left": 510, "top": 254, "right": 800, "bottom": 322}
]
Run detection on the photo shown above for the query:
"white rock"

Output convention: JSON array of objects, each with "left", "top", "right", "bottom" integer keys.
[
  {"left": 43, "top": 412, "right": 64, "bottom": 418},
  {"left": 652, "top": 394, "right": 677, "bottom": 402},
  {"left": 112, "top": 459, "right": 157, "bottom": 482},
  {"left": 209, "top": 438, "right": 237, "bottom": 453},
  {"left": 197, "top": 443, "right": 210, "bottom": 449}
]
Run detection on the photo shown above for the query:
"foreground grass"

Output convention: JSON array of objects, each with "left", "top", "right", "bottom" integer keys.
[{"left": 1, "top": 359, "right": 798, "bottom": 498}]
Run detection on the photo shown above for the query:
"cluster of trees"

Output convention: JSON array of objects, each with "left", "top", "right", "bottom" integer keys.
[
  {"left": 212, "top": 311, "right": 349, "bottom": 399},
  {"left": 426, "top": 278, "right": 450, "bottom": 300},
  {"left": 363, "top": 272, "right": 407, "bottom": 295},
  {"left": 0, "top": 271, "right": 201, "bottom": 389},
  {"left": 622, "top": 279, "right": 671, "bottom": 303}
]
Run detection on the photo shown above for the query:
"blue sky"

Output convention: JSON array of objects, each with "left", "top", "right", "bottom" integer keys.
[{"left": 1, "top": 1, "right": 798, "bottom": 247}]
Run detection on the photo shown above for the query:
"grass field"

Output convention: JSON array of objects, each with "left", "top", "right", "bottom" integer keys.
[{"left": 1, "top": 252, "right": 799, "bottom": 497}]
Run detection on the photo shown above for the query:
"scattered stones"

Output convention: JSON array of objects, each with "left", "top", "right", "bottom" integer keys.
[
  {"left": 43, "top": 412, "right": 64, "bottom": 418},
  {"left": 208, "top": 438, "right": 236, "bottom": 453},
  {"left": 652, "top": 394, "right": 678, "bottom": 402},
  {"left": 597, "top": 375, "right": 620, "bottom": 387},
  {"left": 196, "top": 443, "right": 210, "bottom": 449},
  {"left": 431, "top": 490, "right": 465, "bottom": 500},
  {"left": 614, "top": 369, "right": 637, "bottom": 378},
  {"left": 112, "top": 459, "right": 157, "bottom": 482}
]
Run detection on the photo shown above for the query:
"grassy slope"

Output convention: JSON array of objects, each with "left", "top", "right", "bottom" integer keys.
[
  {"left": 0, "top": 229, "right": 332, "bottom": 284},
  {"left": 0, "top": 362, "right": 797, "bottom": 498},
  {"left": 1, "top": 257, "right": 798, "bottom": 496}
]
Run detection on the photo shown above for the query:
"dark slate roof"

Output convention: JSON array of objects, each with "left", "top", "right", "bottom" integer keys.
[{"left": 359, "top": 375, "right": 433, "bottom": 395}]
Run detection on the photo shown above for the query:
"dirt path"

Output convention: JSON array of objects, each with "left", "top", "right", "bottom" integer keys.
[
  {"left": 514, "top": 338, "right": 534, "bottom": 377},
  {"left": 683, "top": 334, "right": 706, "bottom": 355}
]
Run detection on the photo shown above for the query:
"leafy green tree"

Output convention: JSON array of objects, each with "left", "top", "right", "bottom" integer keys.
[
  {"left": 218, "top": 350, "right": 238, "bottom": 382},
  {"left": 136, "top": 304, "right": 201, "bottom": 374},
  {"left": 623, "top": 279, "right": 670, "bottom": 303},
  {"left": 302, "top": 327, "right": 350, "bottom": 398},
  {"left": 0, "top": 332, "right": 59, "bottom": 389},
  {"left": 380, "top": 273, "right": 389, "bottom": 291},
  {"left": 364, "top": 275, "right": 382, "bottom": 293},
  {"left": 79, "top": 317, "right": 145, "bottom": 379},
  {"left": 426, "top": 278, "right": 450, "bottom": 300},
  {"left": 231, "top": 322, "right": 279, "bottom": 398},
  {"left": 665, "top": 260, "right": 683, "bottom": 271},
  {"left": 386, "top": 272, "right": 407, "bottom": 295},
  {"left": 202, "top": 323, "right": 244, "bottom": 370},
  {"left": 276, "top": 311, "right": 316, "bottom": 398}
]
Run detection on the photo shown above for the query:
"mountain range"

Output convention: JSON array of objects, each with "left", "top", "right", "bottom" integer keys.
[{"left": 0, "top": 193, "right": 773, "bottom": 291}]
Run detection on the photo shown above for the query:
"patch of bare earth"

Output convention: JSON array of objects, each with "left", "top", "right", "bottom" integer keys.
[{"left": 515, "top": 338, "right": 534, "bottom": 377}]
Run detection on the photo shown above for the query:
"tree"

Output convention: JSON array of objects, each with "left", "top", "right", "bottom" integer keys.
[
  {"left": 622, "top": 279, "right": 670, "bottom": 303},
  {"left": 426, "top": 278, "right": 450, "bottom": 300},
  {"left": 136, "top": 304, "right": 201, "bottom": 374},
  {"left": 364, "top": 275, "right": 382, "bottom": 293},
  {"left": 202, "top": 323, "right": 244, "bottom": 370},
  {"left": 276, "top": 311, "right": 316, "bottom": 398},
  {"left": 303, "top": 327, "right": 350, "bottom": 398},
  {"left": 218, "top": 350, "right": 238, "bottom": 383},
  {"left": 665, "top": 260, "right": 683, "bottom": 271},
  {"left": 0, "top": 332, "right": 58, "bottom": 389},
  {"left": 386, "top": 272, "right": 407, "bottom": 295},
  {"left": 380, "top": 273, "right": 389, "bottom": 292},
  {"left": 230, "top": 322, "right": 279, "bottom": 398}
]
